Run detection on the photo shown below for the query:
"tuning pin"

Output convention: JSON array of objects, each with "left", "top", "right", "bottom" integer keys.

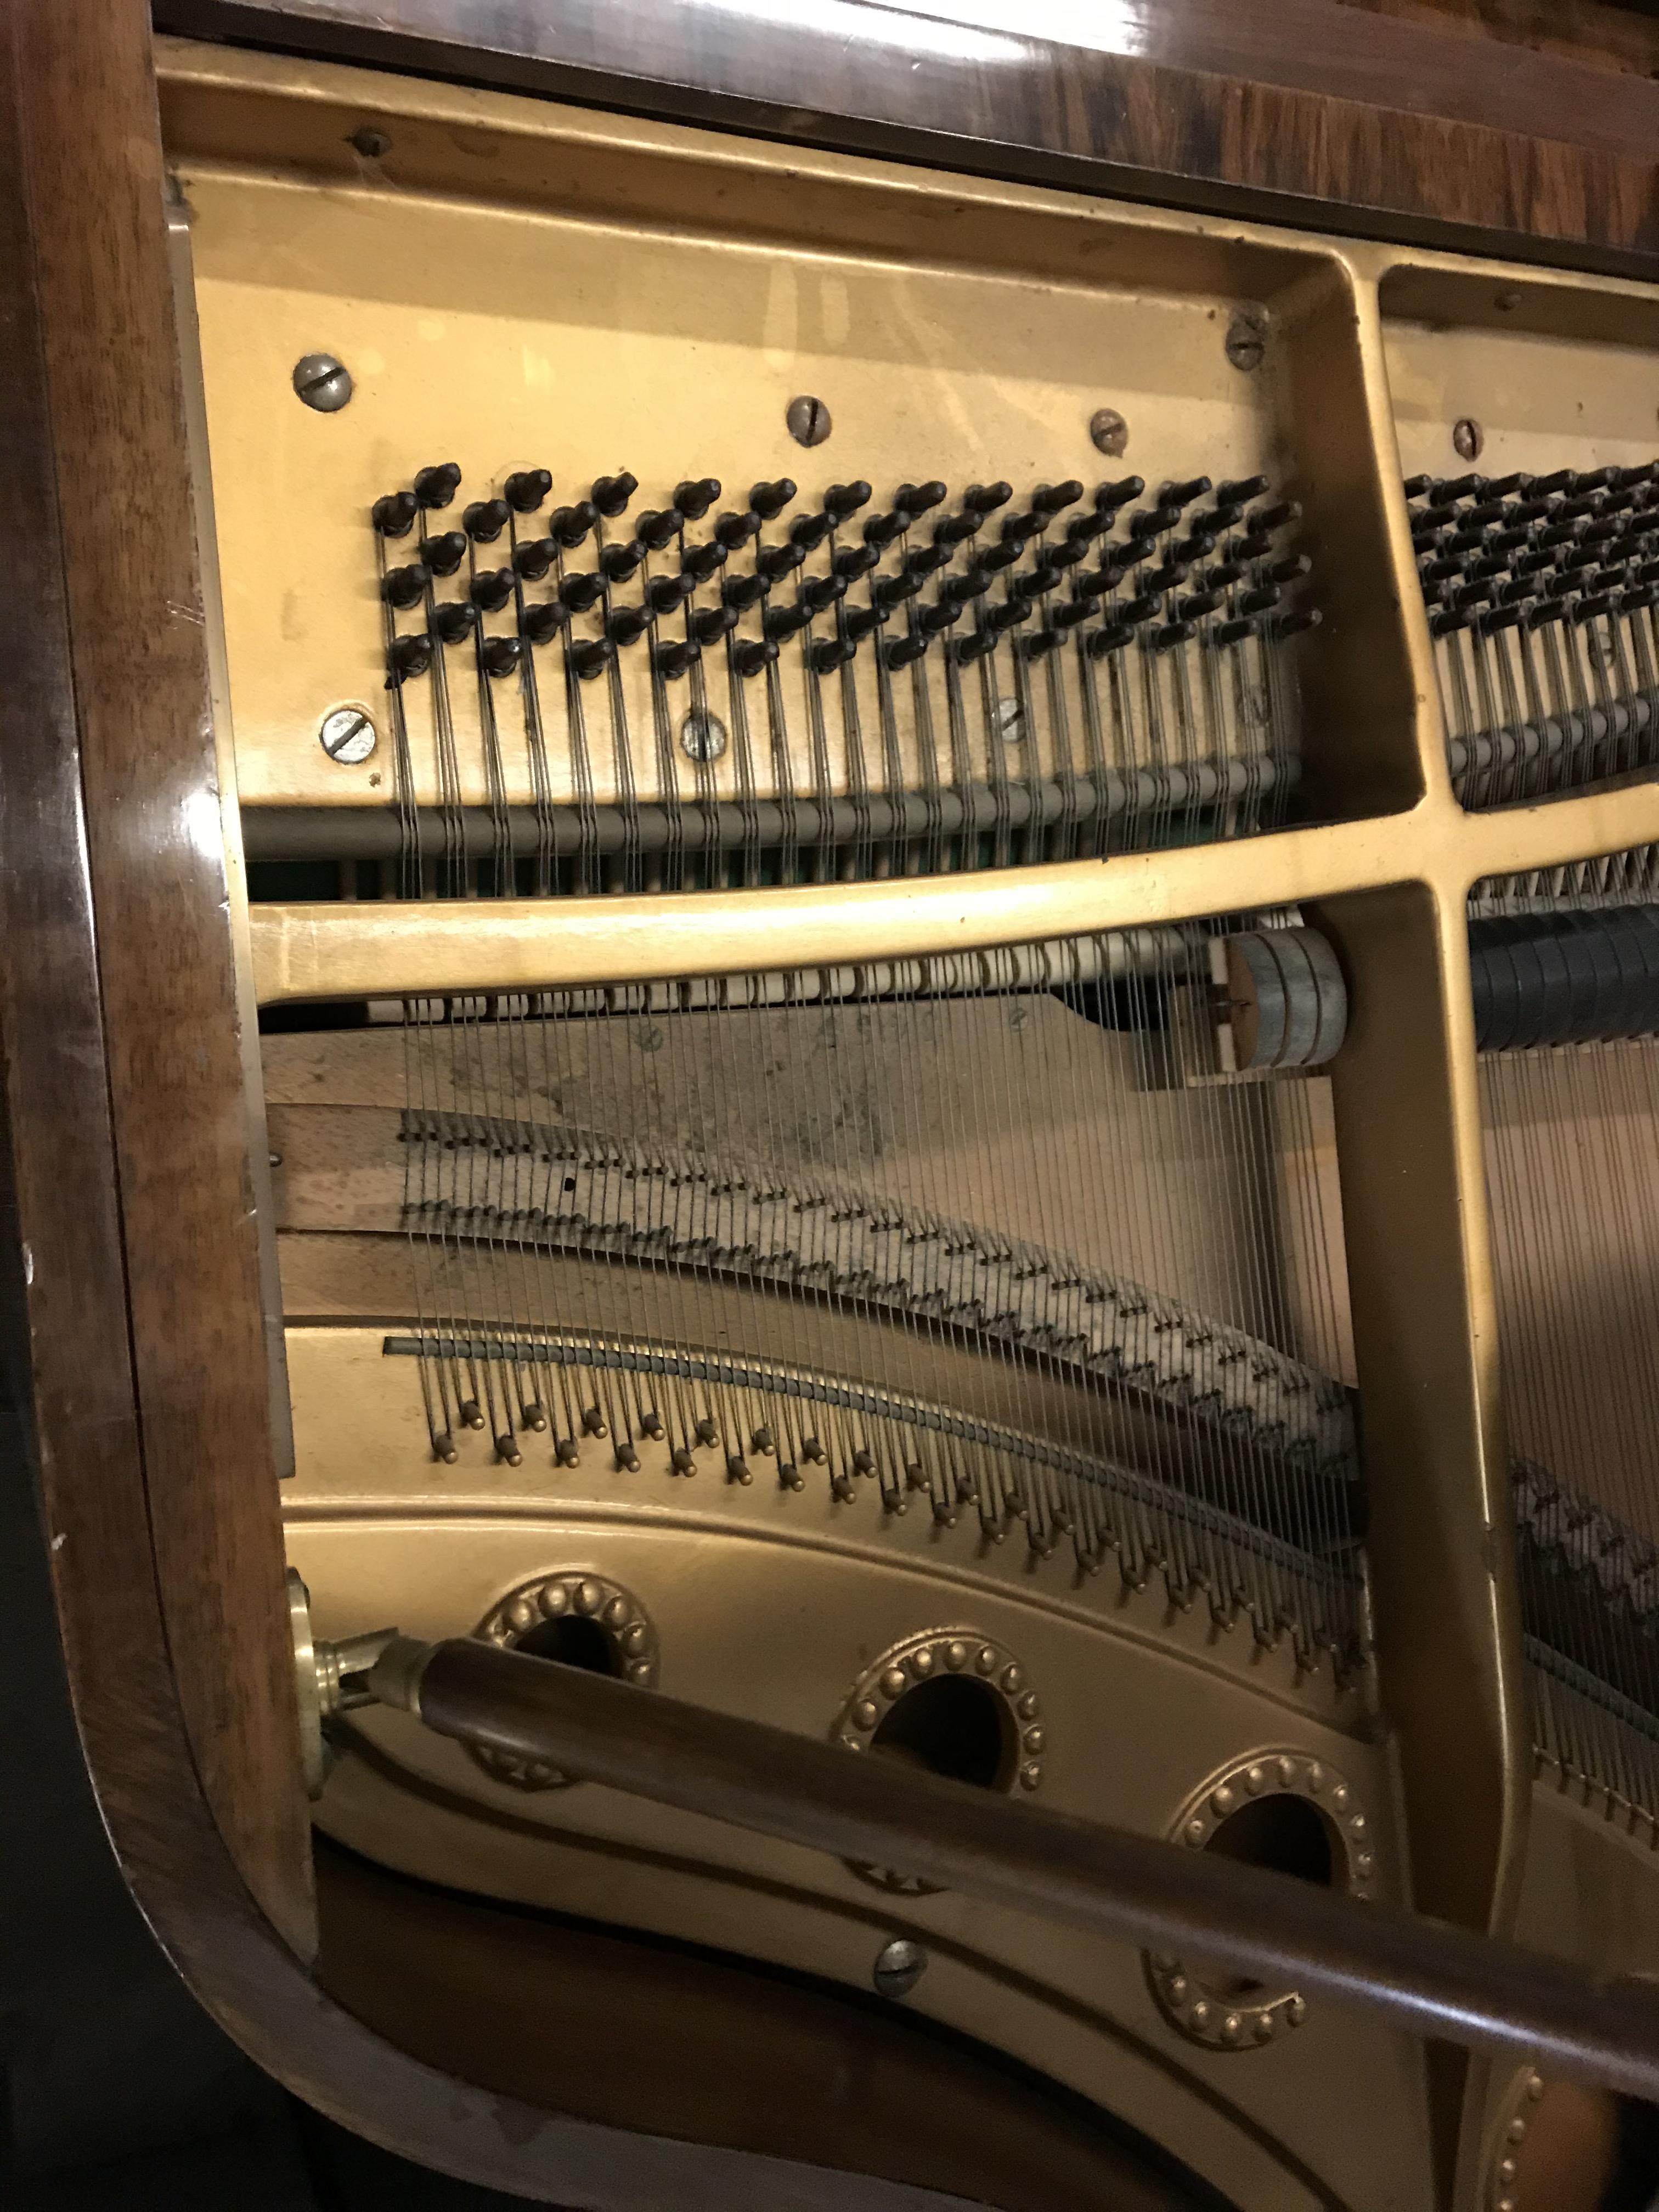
[
  {"left": 1157, "top": 475, "right": 1211, "bottom": 510},
  {"left": 1150, "top": 618, "right": 1198, "bottom": 651},
  {"left": 1246, "top": 499, "right": 1301, "bottom": 533},
  {"left": 951, "top": 628, "right": 998, "bottom": 665},
  {"left": 985, "top": 597, "right": 1031, "bottom": 636},
  {"left": 681, "top": 540, "right": 727, "bottom": 585},
  {"left": 873, "top": 569, "right": 923, "bottom": 613},
  {"left": 1226, "top": 528, "right": 1272, "bottom": 562},
  {"left": 1568, "top": 592, "right": 1615, "bottom": 625},
  {"left": 863, "top": 509, "right": 910, "bottom": 550},
  {"left": 1094, "top": 474, "right": 1144, "bottom": 513},
  {"left": 1016, "top": 560, "right": 1065, "bottom": 597},
  {"left": 1074, "top": 555, "right": 1129, "bottom": 596},
  {"left": 606, "top": 606, "right": 651, "bottom": 648},
  {"left": 504, "top": 468, "right": 552, "bottom": 513},
  {"left": 1427, "top": 473, "right": 1481, "bottom": 504},
  {"left": 1060, "top": 510, "right": 1109, "bottom": 554},
  {"left": 882, "top": 632, "right": 930, "bottom": 670},
  {"left": 894, "top": 479, "right": 947, "bottom": 517},
  {"left": 591, "top": 471, "right": 638, "bottom": 517},
  {"left": 673, "top": 477, "right": 722, "bottom": 520},
  {"left": 481, "top": 636, "right": 524, "bottom": 676},
  {"left": 372, "top": 489, "right": 419, "bottom": 538},
  {"left": 716, "top": 510, "right": 762, "bottom": 551},
  {"left": 1051, "top": 597, "right": 1098, "bottom": 630},
  {"left": 733, "top": 637, "right": 780, "bottom": 677},
  {"left": 964, "top": 481, "right": 1013, "bottom": 515},
  {"left": 826, "top": 544, "right": 876, "bottom": 588},
  {"left": 1189, "top": 504, "right": 1244, "bottom": 539},
  {"left": 414, "top": 462, "right": 462, "bottom": 509},
  {"left": 600, "top": 540, "right": 644, "bottom": 583},
  {"left": 1084, "top": 622, "right": 1135, "bottom": 659},
  {"left": 1171, "top": 529, "right": 1216, "bottom": 566},
  {"left": 1473, "top": 602, "right": 1522, "bottom": 637},
  {"left": 560, "top": 572, "right": 603, "bottom": 613},
  {"left": 749, "top": 477, "right": 797, "bottom": 520},
  {"left": 1238, "top": 583, "right": 1281, "bottom": 616},
  {"left": 1126, "top": 502, "right": 1183, "bottom": 539},
  {"left": 571, "top": 637, "right": 615, "bottom": 679},
  {"left": 633, "top": 509, "right": 680, "bottom": 553},
  {"left": 523, "top": 601, "right": 567, "bottom": 646},
  {"left": 382, "top": 563, "right": 428, "bottom": 610},
  {"left": 646, "top": 573, "right": 695, "bottom": 615},
  {"left": 721, "top": 571, "right": 767, "bottom": 612},
  {"left": 692, "top": 605, "right": 739, "bottom": 647},
  {"left": 1030, "top": 479, "right": 1084, "bottom": 520},
  {"left": 1214, "top": 614, "right": 1261, "bottom": 647},
  {"left": 823, "top": 481, "right": 873, "bottom": 523},
  {"left": 514, "top": 537, "right": 557, "bottom": 582},
  {"left": 421, "top": 531, "right": 467, "bottom": 578},
  {"left": 550, "top": 502, "right": 598, "bottom": 549},
  {"left": 1402, "top": 474, "right": 1434, "bottom": 499},
  {"left": 1272, "top": 607, "right": 1322, "bottom": 639},
  {"left": 933, "top": 509, "right": 981, "bottom": 549},
  {"left": 1528, "top": 469, "right": 1576, "bottom": 498},
  {"left": 1200, "top": 559, "right": 1245, "bottom": 591},
  {"left": 977, "top": 539, "right": 1022, "bottom": 574},
  {"left": 653, "top": 638, "right": 701, "bottom": 680},
  {"left": 844, "top": 606, "right": 883, "bottom": 645},
  {"left": 943, "top": 567, "right": 992, "bottom": 607},
  {"left": 1117, "top": 592, "right": 1160, "bottom": 625},
  {"left": 1523, "top": 599, "right": 1566, "bottom": 630},
  {"left": 800, "top": 572, "right": 847, "bottom": 616},
  {"left": 763, "top": 602, "right": 812, "bottom": 642},
  {"left": 1177, "top": 588, "right": 1229, "bottom": 624},
  {"left": 469, "top": 568, "right": 515, "bottom": 613},
  {"left": 464, "top": 498, "right": 510, "bottom": 543},
  {"left": 432, "top": 602, "right": 477, "bottom": 645},
  {"left": 757, "top": 540, "right": 806, "bottom": 584},
  {"left": 1451, "top": 575, "right": 1504, "bottom": 610},
  {"left": 1212, "top": 475, "right": 1268, "bottom": 507},
  {"left": 1267, "top": 553, "right": 1312, "bottom": 586},
  {"left": 902, "top": 542, "right": 949, "bottom": 580},
  {"left": 788, "top": 511, "right": 832, "bottom": 552},
  {"left": 1141, "top": 558, "right": 1190, "bottom": 594},
  {"left": 388, "top": 634, "right": 433, "bottom": 680},
  {"left": 1019, "top": 627, "right": 1062, "bottom": 661},
  {"left": 917, "top": 600, "right": 961, "bottom": 636},
  {"left": 810, "top": 635, "right": 857, "bottom": 674}
]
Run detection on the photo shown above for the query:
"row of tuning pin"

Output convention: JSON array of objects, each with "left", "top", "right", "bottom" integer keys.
[
  {"left": 1408, "top": 461, "right": 1659, "bottom": 642},
  {"left": 370, "top": 462, "right": 1317, "bottom": 687}
]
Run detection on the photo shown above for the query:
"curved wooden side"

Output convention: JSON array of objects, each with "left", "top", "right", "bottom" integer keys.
[{"left": 0, "top": 6, "right": 1055, "bottom": 2205}]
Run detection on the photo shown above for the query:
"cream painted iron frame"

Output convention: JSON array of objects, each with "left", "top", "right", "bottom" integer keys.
[{"left": 157, "top": 33, "right": 1659, "bottom": 2203}]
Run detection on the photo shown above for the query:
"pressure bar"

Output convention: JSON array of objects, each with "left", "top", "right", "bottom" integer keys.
[{"left": 365, "top": 1633, "right": 1659, "bottom": 2097}]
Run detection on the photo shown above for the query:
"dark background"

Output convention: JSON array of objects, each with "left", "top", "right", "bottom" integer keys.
[{"left": 0, "top": 1383, "right": 529, "bottom": 2211}]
